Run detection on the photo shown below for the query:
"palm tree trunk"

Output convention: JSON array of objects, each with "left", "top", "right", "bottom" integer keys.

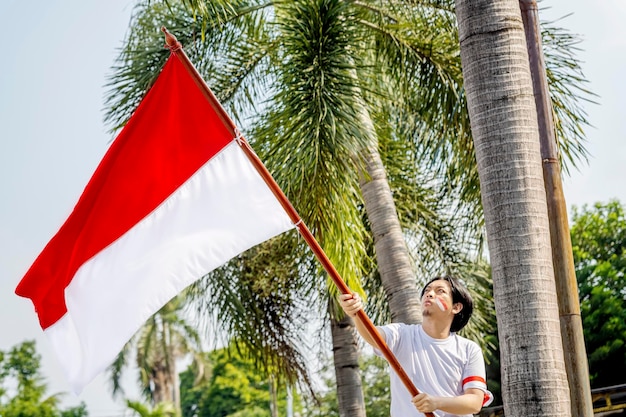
[
  {"left": 172, "top": 360, "right": 181, "bottom": 414},
  {"left": 269, "top": 375, "right": 279, "bottom": 417},
  {"left": 152, "top": 368, "right": 168, "bottom": 405},
  {"left": 164, "top": 322, "right": 181, "bottom": 415},
  {"left": 331, "top": 70, "right": 420, "bottom": 417},
  {"left": 331, "top": 315, "right": 366, "bottom": 417},
  {"left": 359, "top": 144, "right": 423, "bottom": 324},
  {"left": 352, "top": 86, "right": 422, "bottom": 324},
  {"left": 455, "top": 0, "right": 571, "bottom": 415}
]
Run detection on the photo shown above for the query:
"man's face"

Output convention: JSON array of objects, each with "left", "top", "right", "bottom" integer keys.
[{"left": 421, "top": 279, "right": 457, "bottom": 317}]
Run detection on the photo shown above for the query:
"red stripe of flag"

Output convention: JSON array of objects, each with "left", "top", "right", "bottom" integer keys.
[{"left": 15, "top": 55, "right": 232, "bottom": 329}]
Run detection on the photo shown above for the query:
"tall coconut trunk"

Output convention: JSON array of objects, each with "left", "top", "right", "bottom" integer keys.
[
  {"left": 329, "top": 73, "right": 421, "bottom": 417},
  {"left": 359, "top": 145, "right": 423, "bottom": 324},
  {"left": 331, "top": 315, "right": 366, "bottom": 417},
  {"left": 152, "top": 366, "right": 170, "bottom": 405},
  {"left": 169, "top": 354, "right": 181, "bottom": 414},
  {"left": 455, "top": 0, "right": 571, "bottom": 416},
  {"left": 164, "top": 323, "right": 181, "bottom": 415},
  {"left": 269, "top": 375, "right": 279, "bottom": 417},
  {"left": 355, "top": 94, "right": 422, "bottom": 324},
  {"left": 173, "top": 373, "right": 181, "bottom": 416}
]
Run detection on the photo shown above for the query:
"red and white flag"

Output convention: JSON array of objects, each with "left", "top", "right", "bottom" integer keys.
[{"left": 15, "top": 54, "right": 294, "bottom": 394}]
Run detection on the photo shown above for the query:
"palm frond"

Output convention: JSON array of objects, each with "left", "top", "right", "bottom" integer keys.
[
  {"left": 186, "top": 231, "right": 318, "bottom": 392},
  {"left": 540, "top": 13, "right": 595, "bottom": 174}
]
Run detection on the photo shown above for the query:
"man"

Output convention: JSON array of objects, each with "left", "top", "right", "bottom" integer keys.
[{"left": 339, "top": 275, "right": 493, "bottom": 417}]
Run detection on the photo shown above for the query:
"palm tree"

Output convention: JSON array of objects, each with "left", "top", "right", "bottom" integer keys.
[
  {"left": 186, "top": 232, "right": 317, "bottom": 395},
  {"left": 108, "top": 293, "right": 204, "bottom": 415},
  {"left": 106, "top": 0, "right": 473, "bottom": 326},
  {"left": 104, "top": 1, "right": 591, "bottom": 416},
  {"left": 104, "top": 2, "right": 459, "bottom": 415},
  {"left": 455, "top": 0, "right": 572, "bottom": 415}
]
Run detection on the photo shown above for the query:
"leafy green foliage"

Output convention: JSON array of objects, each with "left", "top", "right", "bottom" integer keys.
[
  {"left": 59, "top": 403, "right": 89, "bottom": 417},
  {"left": 187, "top": 232, "right": 317, "bottom": 388},
  {"left": 541, "top": 11, "right": 596, "bottom": 174},
  {"left": 126, "top": 399, "right": 178, "bottom": 417},
  {"left": 107, "top": 292, "right": 204, "bottom": 414},
  {"left": 179, "top": 344, "right": 299, "bottom": 417},
  {"left": 570, "top": 200, "right": 626, "bottom": 387},
  {"left": 360, "top": 355, "right": 391, "bottom": 417},
  {"left": 0, "top": 340, "right": 89, "bottom": 417}
]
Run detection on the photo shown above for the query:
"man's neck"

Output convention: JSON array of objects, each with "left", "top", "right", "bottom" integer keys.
[{"left": 421, "top": 318, "right": 452, "bottom": 339}]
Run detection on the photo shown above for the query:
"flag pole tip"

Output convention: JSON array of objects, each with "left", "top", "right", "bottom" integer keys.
[{"left": 161, "top": 27, "right": 181, "bottom": 51}]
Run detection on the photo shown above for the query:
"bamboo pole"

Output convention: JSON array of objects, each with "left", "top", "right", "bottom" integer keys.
[
  {"left": 161, "top": 27, "right": 434, "bottom": 417},
  {"left": 519, "top": 2, "right": 593, "bottom": 416}
]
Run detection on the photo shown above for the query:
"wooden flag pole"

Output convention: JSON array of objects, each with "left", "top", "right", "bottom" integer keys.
[
  {"left": 161, "top": 27, "right": 433, "bottom": 416},
  {"left": 519, "top": 2, "right": 594, "bottom": 416}
]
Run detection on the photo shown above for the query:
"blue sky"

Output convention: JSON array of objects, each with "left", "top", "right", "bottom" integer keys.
[{"left": 1, "top": 1, "right": 625, "bottom": 416}]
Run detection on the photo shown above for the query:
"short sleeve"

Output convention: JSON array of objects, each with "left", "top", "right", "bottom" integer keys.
[
  {"left": 373, "top": 323, "right": 405, "bottom": 355},
  {"left": 462, "top": 341, "right": 494, "bottom": 407}
]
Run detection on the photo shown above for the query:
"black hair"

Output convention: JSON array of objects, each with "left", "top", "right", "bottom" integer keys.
[{"left": 421, "top": 275, "right": 473, "bottom": 332}]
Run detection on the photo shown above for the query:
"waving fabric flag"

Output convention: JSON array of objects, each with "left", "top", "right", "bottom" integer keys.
[{"left": 15, "top": 53, "right": 295, "bottom": 394}]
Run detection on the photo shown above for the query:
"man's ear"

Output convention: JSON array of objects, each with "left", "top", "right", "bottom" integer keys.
[{"left": 452, "top": 303, "right": 463, "bottom": 315}]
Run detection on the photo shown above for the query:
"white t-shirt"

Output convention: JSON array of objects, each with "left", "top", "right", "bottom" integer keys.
[{"left": 375, "top": 323, "right": 493, "bottom": 417}]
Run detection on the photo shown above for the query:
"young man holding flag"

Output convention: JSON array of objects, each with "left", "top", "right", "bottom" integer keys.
[{"left": 339, "top": 275, "right": 493, "bottom": 417}]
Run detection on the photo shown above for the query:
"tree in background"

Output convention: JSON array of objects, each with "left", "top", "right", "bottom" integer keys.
[
  {"left": 299, "top": 353, "right": 390, "bottom": 417},
  {"left": 108, "top": 293, "right": 204, "bottom": 415},
  {"left": 570, "top": 200, "right": 626, "bottom": 388},
  {"left": 185, "top": 232, "right": 316, "bottom": 412},
  {"left": 179, "top": 343, "right": 299, "bottom": 417},
  {"left": 0, "top": 340, "right": 88, "bottom": 417},
  {"left": 103, "top": 1, "right": 590, "bottom": 415},
  {"left": 104, "top": 4, "right": 498, "bottom": 413},
  {"left": 359, "top": 355, "right": 391, "bottom": 417}
]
